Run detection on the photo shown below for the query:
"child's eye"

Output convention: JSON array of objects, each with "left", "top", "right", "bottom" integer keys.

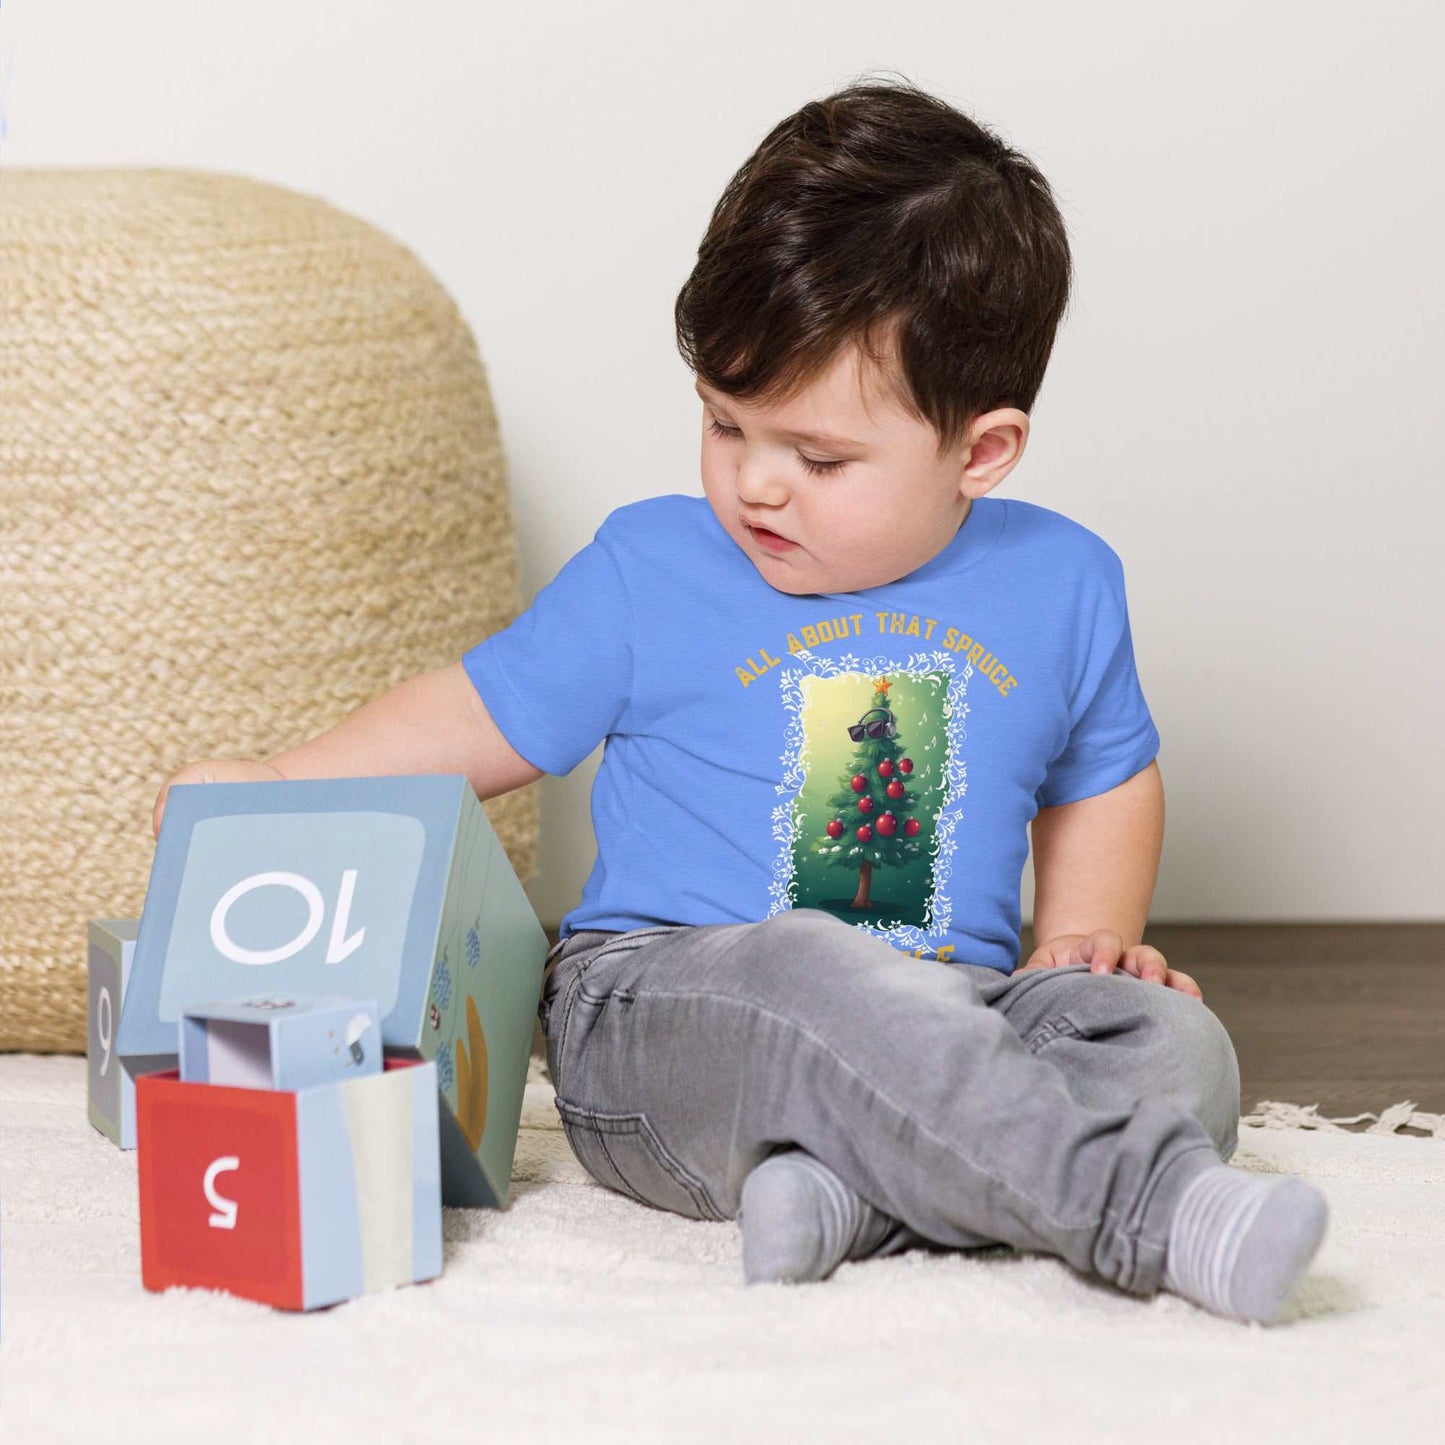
[
  {"left": 706, "top": 418, "right": 847, "bottom": 475},
  {"left": 798, "top": 453, "right": 847, "bottom": 476}
]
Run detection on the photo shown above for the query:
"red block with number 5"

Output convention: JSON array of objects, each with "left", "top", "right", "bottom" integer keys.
[
  {"left": 136, "top": 1057, "right": 441, "bottom": 1311},
  {"left": 138, "top": 1073, "right": 304, "bottom": 1307}
]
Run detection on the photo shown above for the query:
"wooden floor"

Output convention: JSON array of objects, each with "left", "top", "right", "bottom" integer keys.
[
  {"left": 542, "top": 923, "right": 1445, "bottom": 1125},
  {"left": 1093, "top": 923, "right": 1445, "bottom": 1122}
]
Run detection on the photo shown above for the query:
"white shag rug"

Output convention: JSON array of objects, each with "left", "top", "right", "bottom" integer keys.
[{"left": 1, "top": 1055, "right": 1442, "bottom": 1444}]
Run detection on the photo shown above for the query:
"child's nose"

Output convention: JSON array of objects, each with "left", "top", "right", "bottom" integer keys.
[{"left": 734, "top": 456, "right": 792, "bottom": 509}]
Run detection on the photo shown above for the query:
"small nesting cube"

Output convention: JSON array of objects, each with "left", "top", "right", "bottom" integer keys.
[
  {"left": 88, "top": 918, "right": 141, "bottom": 1148},
  {"left": 179, "top": 995, "right": 381, "bottom": 1091},
  {"left": 137, "top": 1056, "right": 442, "bottom": 1311}
]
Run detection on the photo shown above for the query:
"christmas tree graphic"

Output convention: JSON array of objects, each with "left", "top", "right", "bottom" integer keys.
[{"left": 811, "top": 676, "right": 925, "bottom": 911}]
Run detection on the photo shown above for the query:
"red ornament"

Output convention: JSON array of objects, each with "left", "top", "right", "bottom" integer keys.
[
  {"left": 850, "top": 774, "right": 868, "bottom": 793},
  {"left": 857, "top": 796, "right": 873, "bottom": 814},
  {"left": 903, "top": 818, "right": 921, "bottom": 837},
  {"left": 886, "top": 779, "right": 905, "bottom": 800},
  {"left": 875, "top": 813, "right": 897, "bottom": 836},
  {"left": 826, "top": 819, "right": 844, "bottom": 839},
  {"left": 856, "top": 824, "right": 872, "bottom": 842},
  {"left": 878, "top": 760, "right": 894, "bottom": 778},
  {"left": 898, "top": 758, "right": 913, "bottom": 774}
]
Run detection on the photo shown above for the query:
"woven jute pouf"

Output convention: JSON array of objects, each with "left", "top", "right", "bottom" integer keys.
[{"left": 0, "top": 168, "right": 540, "bottom": 1053}]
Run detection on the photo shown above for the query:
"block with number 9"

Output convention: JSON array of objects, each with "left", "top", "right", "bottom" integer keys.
[{"left": 88, "top": 919, "right": 141, "bottom": 1148}]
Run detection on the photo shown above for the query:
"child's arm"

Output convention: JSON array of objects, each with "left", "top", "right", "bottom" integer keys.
[
  {"left": 152, "top": 661, "right": 543, "bottom": 838},
  {"left": 1030, "top": 759, "right": 1163, "bottom": 949},
  {"left": 1022, "top": 760, "right": 1199, "bottom": 996},
  {"left": 265, "top": 661, "right": 543, "bottom": 798}
]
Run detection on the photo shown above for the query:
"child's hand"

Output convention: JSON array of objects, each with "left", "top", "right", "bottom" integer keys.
[
  {"left": 152, "top": 758, "right": 284, "bottom": 840},
  {"left": 1019, "top": 930, "right": 1203, "bottom": 999}
]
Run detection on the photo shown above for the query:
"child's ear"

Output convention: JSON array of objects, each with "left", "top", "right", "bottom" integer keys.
[{"left": 958, "top": 407, "right": 1030, "bottom": 495}]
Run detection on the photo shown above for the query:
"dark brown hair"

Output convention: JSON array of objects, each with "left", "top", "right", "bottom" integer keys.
[{"left": 674, "top": 74, "right": 1074, "bottom": 458}]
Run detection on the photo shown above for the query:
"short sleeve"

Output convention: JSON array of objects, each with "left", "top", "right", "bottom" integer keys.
[
  {"left": 460, "top": 522, "right": 635, "bottom": 777},
  {"left": 1036, "top": 553, "right": 1160, "bottom": 809}
]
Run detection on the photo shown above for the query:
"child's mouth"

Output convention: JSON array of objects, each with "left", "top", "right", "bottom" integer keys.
[{"left": 748, "top": 524, "right": 799, "bottom": 554}]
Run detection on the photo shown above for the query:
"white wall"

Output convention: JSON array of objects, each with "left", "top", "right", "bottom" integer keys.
[{"left": 5, "top": 0, "right": 1441, "bottom": 925}]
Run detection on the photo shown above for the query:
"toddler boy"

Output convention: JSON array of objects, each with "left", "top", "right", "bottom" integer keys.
[{"left": 155, "top": 78, "right": 1327, "bottom": 1323}]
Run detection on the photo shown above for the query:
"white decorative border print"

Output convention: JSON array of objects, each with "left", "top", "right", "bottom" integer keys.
[{"left": 770, "top": 646, "right": 973, "bottom": 954}]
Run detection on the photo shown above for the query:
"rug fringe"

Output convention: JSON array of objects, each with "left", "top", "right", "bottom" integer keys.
[{"left": 1242, "top": 1099, "right": 1445, "bottom": 1138}]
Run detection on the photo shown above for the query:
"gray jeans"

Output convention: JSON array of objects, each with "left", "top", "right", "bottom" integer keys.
[{"left": 539, "top": 908, "right": 1239, "bottom": 1296}]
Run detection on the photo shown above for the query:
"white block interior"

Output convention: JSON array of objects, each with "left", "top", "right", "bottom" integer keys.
[{"left": 204, "top": 1019, "right": 274, "bottom": 1089}]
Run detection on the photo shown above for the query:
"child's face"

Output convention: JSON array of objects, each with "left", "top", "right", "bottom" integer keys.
[{"left": 697, "top": 341, "right": 1029, "bottom": 595}]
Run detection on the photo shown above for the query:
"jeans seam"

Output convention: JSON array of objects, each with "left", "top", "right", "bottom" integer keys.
[
  {"left": 591, "top": 1124, "right": 650, "bottom": 1208},
  {"left": 552, "top": 1098, "right": 644, "bottom": 1204},
  {"left": 556, "top": 1100, "right": 726, "bottom": 1220},
  {"left": 1022, "top": 1012, "right": 1222, "bottom": 1263},
  {"left": 628, "top": 983, "right": 1116, "bottom": 1238},
  {"left": 1030, "top": 1012, "right": 1239, "bottom": 1168},
  {"left": 549, "top": 930, "right": 686, "bottom": 1078},
  {"left": 571, "top": 930, "right": 682, "bottom": 981},
  {"left": 1026, "top": 1015, "right": 1082, "bottom": 1053},
  {"left": 1131, "top": 1142, "right": 1220, "bottom": 1258}
]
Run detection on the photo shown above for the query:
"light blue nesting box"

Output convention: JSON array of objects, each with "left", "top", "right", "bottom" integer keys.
[
  {"left": 116, "top": 774, "right": 548, "bottom": 1206},
  {"left": 179, "top": 994, "right": 382, "bottom": 1091}
]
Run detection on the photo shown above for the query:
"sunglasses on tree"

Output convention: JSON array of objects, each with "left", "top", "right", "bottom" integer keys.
[{"left": 847, "top": 708, "right": 898, "bottom": 742}]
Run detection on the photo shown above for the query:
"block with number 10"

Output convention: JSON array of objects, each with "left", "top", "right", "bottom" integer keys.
[{"left": 115, "top": 774, "right": 548, "bottom": 1206}]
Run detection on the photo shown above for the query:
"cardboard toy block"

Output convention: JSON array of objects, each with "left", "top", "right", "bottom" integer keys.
[
  {"left": 88, "top": 918, "right": 143, "bottom": 1148},
  {"left": 179, "top": 994, "right": 382, "bottom": 1092},
  {"left": 137, "top": 1056, "right": 442, "bottom": 1311},
  {"left": 117, "top": 773, "right": 547, "bottom": 1207}
]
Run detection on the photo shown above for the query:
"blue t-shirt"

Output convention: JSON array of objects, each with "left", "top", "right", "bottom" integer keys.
[{"left": 461, "top": 493, "right": 1159, "bottom": 973}]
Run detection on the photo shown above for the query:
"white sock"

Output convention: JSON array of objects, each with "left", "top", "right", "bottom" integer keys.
[{"left": 1162, "top": 1163, "right": 1328, "bottom": 1323}]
